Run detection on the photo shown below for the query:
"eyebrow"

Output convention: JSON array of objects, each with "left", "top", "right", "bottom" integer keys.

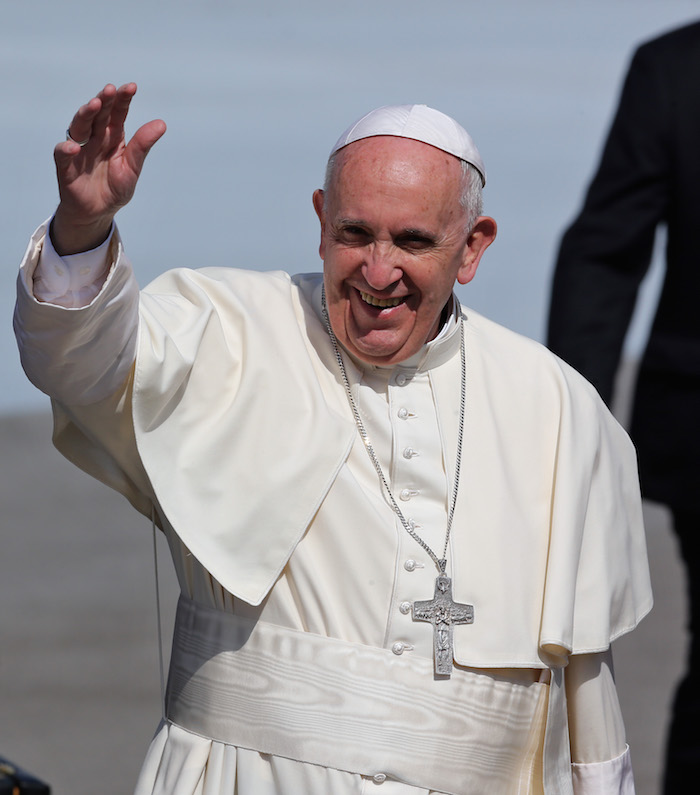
[{"left": 336, "top": 217, "right": 369, "bottom": 228}]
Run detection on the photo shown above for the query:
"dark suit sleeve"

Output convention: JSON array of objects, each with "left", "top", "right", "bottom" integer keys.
[{"left": 547, "top": 44, "right": 671, "bottom": 405}]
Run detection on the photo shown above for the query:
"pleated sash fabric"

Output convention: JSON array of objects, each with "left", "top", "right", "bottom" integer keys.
[{"left": 166, "top": 597, "right": 550, "bottom": 794}]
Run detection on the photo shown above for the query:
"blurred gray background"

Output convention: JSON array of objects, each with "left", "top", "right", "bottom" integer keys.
[{"left": 2, "top": 1, "right": 696, "bottom": 792}]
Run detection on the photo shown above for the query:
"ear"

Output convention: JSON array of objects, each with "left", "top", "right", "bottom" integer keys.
[
  {"left": 312, "top": 189, "right": 326, "bottom": 260},
  {"left": 457, "top": 216, "right": 497, "bottom": 285}
]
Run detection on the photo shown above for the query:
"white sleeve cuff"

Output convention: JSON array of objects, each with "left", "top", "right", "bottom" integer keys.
[
  {"left": 572, "top": 745, "right": 635, "bottom": 794},
  {"left": 32, "top": 218, "right": 114, "bottom": 306},
  {"left": 15, "top": 220, "right": 140, "bottom": 405}
]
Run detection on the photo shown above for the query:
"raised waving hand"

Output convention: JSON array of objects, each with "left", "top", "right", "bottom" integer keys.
[{"left": 52, "top": 83, "right": 166, "bottom": 255}]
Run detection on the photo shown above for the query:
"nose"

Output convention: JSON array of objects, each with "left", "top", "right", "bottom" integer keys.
[{"left": 362, "top": 243, "right": 402, "bottom": 291}]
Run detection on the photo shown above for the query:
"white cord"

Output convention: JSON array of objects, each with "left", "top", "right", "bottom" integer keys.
[{"left": 151, "top": 504, "right": 166, "bottom": 718}]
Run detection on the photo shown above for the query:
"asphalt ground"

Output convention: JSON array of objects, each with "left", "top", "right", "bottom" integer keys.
[{"left": 0, "top": 409, "right": 687, "bottom": 795}]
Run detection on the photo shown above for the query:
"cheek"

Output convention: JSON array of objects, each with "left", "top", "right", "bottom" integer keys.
[
  {"left": 414, "top": 265, "right": 450, "bottom": 301},
  {"left": 411, "top": 268, "right": 459, "bottom": 325},
  {"left": 324, "top": 250, "right": 360, "bottom": 293}
]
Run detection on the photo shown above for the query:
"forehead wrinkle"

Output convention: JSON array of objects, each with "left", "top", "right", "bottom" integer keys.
[{"left": 333, "top": 136, "right": 461, "bottom": 186}]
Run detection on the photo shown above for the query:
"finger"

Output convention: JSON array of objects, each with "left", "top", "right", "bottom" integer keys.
[
  {"left": 55, "top": 127, "right": 95, "bottom": 162},
  {"left": 111, "top": 82, "right": 138, "bottom": 126},
  {"left": 90, "top": 84, "right": 119, "bottom": 139},
  {"left": 65, "top": 94, "right": 105, "bottom": 147},
  {"left": 53, "top": 140, "right": 87, "bottom": 192},
  {"left": 93, "top": 83, "right": 136, "bottom": 142},
  {"left": 54, "top": 139, "right": 80, "bottom": 165}
]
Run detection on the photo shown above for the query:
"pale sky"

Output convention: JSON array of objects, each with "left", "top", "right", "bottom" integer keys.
[{"left": 2, "top": 0, "right": 698, "bottom": 413}]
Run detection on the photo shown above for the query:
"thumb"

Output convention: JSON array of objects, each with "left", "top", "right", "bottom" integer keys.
[{"left": 124, "top": 119, "right": 167, "bottom": 176}]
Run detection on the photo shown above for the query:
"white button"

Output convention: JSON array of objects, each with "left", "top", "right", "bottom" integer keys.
[
  {"left": 403, "top": 447, "right": 418, "bottom": 459},
  {"left": 392, "top": 642, "right": 405, "bottom": 655},
  {"left": 372, "top": 773, "right": 387, "bottom": 784},
  {"left": 397, "top": 407, "right": 409, "bottom": 419},
  {"left": 404, "top": 559, "right": 417, "bottom": 572},
  {"left": 399, "top": 601, "right": 411, "bottom": 614},
  {"left": 395, "top": 373, "right": 408, "bottom": 386},
  {"left": 400, "top": 489, "right": 411, "bottom": 501}
]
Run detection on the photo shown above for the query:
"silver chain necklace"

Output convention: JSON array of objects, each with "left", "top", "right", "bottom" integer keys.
[{"left": 321, "top": 288, "right": 474, "bottom": 677}]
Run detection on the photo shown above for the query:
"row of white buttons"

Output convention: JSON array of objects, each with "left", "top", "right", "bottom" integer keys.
[
  {"left": 392, "top": 554, "right": 423, "bottom": 653},
  {"left": 394, "top": 390, "right": 423, "bottom": 664}
]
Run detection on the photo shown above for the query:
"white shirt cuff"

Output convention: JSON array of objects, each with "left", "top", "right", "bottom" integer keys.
[
  {"left": 32, "top": 219, "right": 114, "bottom": 306},
  {"left": 572, "top": 745, "right": 635, "bottom": 794}
]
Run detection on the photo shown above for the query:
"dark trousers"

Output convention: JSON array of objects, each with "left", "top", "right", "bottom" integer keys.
[{"left": 663, "top": 509, "right": 700, "bottom": 793}]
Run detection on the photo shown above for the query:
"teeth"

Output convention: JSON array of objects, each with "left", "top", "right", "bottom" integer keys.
[{"left": 360, "top": 291, "right": 403, "bottom": 308}]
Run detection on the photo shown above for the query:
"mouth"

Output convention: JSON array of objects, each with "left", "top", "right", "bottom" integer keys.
[{"left": 359, "top": 290, "right": 404, "bottom": 309}]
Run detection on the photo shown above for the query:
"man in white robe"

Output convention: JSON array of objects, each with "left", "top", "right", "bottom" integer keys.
[{"left": 14, "top": 83, "right": 652, "bottom": 794}]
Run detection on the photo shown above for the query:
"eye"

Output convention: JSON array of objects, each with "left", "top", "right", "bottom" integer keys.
[
  {"left": 336, "top": 224, "right": 371, "bottom": 245},
  {"left": 396, "top": 232, "right": 435, "bottom": 251}
]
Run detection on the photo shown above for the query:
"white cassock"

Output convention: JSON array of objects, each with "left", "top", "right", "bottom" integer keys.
[{"left": 14, "top": 221, "right": 653, "bottom": 795}]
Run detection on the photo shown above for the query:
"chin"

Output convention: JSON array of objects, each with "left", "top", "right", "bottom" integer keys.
[
  {"left": 348, "top": 339, "right": 414, "bottom": 365},
  {"left": 342, "top": 320, "right": 418, "bottom": 364}
]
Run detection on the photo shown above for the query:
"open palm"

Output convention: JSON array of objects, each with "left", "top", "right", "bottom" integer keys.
[{"left": 52, "top": 83, "right": 166, "bottom": 254}]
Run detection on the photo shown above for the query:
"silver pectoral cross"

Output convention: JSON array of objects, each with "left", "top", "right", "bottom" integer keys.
[{"left": 412, "top": 574, "right": 474, "bottom": 678}]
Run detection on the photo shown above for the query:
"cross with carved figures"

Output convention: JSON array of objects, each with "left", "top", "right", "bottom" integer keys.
[{"left": 412, "top": 574, "right": 474, "bottom": 678}]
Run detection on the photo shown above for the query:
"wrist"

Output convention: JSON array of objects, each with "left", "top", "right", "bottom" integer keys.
[{"left": 50, "top": 207, "right": 115, "bottom": 255}]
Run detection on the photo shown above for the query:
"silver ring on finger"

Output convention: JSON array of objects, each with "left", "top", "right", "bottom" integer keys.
[{"left": 66, "top": 128, "right": 90, "bottom": 147}]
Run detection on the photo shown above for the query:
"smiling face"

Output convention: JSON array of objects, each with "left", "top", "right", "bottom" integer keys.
[{"left": 313, "top": 136, "right": 496, "bottom": 365}]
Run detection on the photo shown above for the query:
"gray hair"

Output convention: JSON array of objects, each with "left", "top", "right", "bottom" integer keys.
[
  {"left": 323, "top": 151, "right": 484, "bottom": 234},
  {"left": 459, "top": 160, "right": 484, "bottom": 233}
]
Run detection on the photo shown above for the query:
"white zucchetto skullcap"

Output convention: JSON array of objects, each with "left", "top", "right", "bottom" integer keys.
[{"left": 329, "top": 104, "right": 486, "bottom": 187}]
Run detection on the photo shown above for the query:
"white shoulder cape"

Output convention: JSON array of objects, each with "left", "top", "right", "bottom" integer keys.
[{"left": 134, "top": 266, "right": 652, "bottom": 667}]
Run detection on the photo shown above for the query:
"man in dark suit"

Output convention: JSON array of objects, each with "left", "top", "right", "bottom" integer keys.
[{"left": 547, "top": 21, "right": 700, "bottom": 794}]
